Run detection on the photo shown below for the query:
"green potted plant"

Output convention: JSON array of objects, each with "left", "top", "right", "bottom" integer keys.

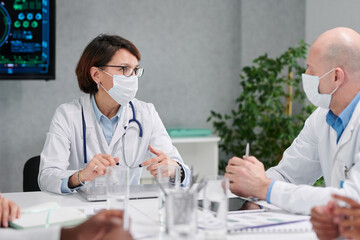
[{"left": 208, "top": 41, "right": 315, "bottom": 171}]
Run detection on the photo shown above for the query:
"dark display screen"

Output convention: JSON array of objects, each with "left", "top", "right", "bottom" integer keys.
[{"left": 0, "top": 0, "right": 55, "bottom": 80}]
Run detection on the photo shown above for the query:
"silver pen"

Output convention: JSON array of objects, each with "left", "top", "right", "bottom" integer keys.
[{"left": 245, "top": 142, "right": 250, "bottom": 160}]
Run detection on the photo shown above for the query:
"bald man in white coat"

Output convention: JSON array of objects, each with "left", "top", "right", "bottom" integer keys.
[{"left": 225, "top": 27, "right": 360, "bottom": 215}]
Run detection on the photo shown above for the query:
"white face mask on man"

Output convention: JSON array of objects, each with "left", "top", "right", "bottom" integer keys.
[
  {"left": 302, "top": 68, "right": 337, "bottom": 109},
  {"left": 98, "top": 69, "right": 138, "bottom": 106}
]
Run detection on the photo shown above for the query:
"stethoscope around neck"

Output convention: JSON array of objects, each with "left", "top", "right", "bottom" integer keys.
[{"left": 81, "top": 101, "right": 143, "bottom": 166}]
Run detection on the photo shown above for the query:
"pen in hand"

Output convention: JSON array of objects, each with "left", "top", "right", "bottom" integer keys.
[
  {"left": 138, "top": 162, "right": 157, "bottom": 168},
  {"left": 245, "top": 142, "right": 250, "bottom": 161}
]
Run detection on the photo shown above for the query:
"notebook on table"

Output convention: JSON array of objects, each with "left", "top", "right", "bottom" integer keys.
[
  {"left": 10, "top": 202, "right": 87, "bottom": 229},
  {"left": 78, "top": 183, "right": 159, "bottom": 202}
]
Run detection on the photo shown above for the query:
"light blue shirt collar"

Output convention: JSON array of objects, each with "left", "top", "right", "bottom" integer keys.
[{"left": 91, "top": 94, "right": 122, "bottom": 123}]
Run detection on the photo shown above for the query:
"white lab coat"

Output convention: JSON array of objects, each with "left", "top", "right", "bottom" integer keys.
[
  {"left": 39, "top": 94, "right": 189, "bottom": 194},
  {"left": 266, "top": 103, "right": 360, "bottom": 214}
]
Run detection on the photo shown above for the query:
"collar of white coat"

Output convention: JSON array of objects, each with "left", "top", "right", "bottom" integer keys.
[{"left": 335, "top": 99, "right": 360, "bottom": 147}]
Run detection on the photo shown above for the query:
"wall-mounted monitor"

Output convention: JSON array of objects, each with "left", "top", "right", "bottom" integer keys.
[{"left": 0, "top": 0, "right": 55, "bottom": 80}]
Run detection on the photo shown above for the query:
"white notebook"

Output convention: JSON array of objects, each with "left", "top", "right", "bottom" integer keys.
[{"left": 9, "top": 202, "right": 87, "bottom": 229}]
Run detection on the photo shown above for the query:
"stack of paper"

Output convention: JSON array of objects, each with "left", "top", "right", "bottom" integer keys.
[{"left": 227, "top": 210, "right": 311, "bottom": 234}]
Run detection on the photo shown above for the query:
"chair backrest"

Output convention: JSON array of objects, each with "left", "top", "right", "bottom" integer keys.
[{"left": 23, "top": 156, "right": 41, "bottom": 192}]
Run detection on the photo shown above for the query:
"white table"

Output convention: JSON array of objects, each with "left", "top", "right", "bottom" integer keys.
[{"left": 3, "top": 191, "right": 319, "bottom": 240}]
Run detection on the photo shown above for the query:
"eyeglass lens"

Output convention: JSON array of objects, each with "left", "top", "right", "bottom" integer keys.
[{"left": 123, "top": 67, "right": 144, "bottom": 77}]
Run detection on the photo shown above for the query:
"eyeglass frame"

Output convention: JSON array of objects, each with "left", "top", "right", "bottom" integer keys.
[{"left": 97, "top": 65, "right": 144, "bottom": 77}]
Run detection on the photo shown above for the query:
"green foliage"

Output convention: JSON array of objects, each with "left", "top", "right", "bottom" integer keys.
[
  {"left": 208, "top": 41, "right": 315, "bottom": 170},
  {"left": 314, "top": 177, "right": 325, "bottom": 187}
]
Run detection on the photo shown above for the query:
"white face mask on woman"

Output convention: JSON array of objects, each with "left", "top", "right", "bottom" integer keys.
[
  {"left": 302, "top": 68, "right": 337, "bottom": 109},
  {"left": 99, "top": 69, "right": 138, "bottom": 106}
]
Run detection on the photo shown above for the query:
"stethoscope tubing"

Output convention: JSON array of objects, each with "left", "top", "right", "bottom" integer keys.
[{"left": 81, "top": 101, "right": 143, "bottom": 164}]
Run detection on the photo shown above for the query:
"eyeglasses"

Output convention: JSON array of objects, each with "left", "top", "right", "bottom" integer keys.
[{"left": 98, "top": 65, "right": 144, "bottom": 77}]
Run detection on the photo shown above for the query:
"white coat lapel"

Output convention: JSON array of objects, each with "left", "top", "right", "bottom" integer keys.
[
  {"left": 337, "top": 101, "right": 360, "bottom": 147},
  {"left": 109, "top": 103, "right": 129, "bottom": 150},
  {"left": 82, "top": 94, "right": 109, "bottom": 154},
  {"left": 81, "top": 95, "right": 96, "bottom": 140}
]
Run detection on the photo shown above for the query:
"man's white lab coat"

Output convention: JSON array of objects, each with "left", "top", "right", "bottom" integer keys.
[{"left": 266, "top": 104, "right": 360, "bottom": 214}]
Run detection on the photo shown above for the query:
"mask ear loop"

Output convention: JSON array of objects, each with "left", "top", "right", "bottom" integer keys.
[
  {"left": 319, "top": 68, "right": 338, "bottom": 95},
  {"left": 329, "top": 86, "right": 338, "bottom": 95},
  {"left": 319, "top": 68, "right": 335, "bottom": 79},
  {"left": 97, "top": 68, "right": 113, "bottom": 91}
]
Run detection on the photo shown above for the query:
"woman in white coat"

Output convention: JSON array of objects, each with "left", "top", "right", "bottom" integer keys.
[{"left": 39, "top": 34, "right": 190, "bottom": 194}]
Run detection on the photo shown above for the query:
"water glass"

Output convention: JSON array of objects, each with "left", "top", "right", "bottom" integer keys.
[
  {"left": 157, "top": 165, "right": 180, "bottom": 225},
  {"left": 106, "top": 165, "right": 130, "bottom": 229},
  {"left": 199, "top": 176, "right": 229, "bottom": 239},
  {"left": 165, "top": 189, "right": 197, "bottom": 239}
]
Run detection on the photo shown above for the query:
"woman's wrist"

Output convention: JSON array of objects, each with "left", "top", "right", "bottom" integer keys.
[
  {"left": 68, "top": 170, "right": 86, "bottom": 188},
  {"left": 77, "top": 169, "right": 85, "bottom": 186}
]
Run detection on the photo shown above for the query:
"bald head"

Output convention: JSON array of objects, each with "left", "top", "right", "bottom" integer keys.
[{"left": 311, "top": 27, "right": 360, "bottom": 74}]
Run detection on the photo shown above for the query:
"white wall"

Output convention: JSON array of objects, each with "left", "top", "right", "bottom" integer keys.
[
  {"left": 0, "top": 0, "right": 306, "bottom": 192},
  {"left": 306, "top": 0, "right": 360, "bottom": 45},
  {"left": 0, "top": 0, "right": 242, "bottom": 192}
]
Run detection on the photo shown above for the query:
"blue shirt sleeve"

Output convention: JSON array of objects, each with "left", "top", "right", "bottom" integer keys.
[
  {"left": 266, "top": 180, "right": 276, "bottom": 204},
  {"left": 60, "top": 177, "right": 81, "bottom": 194}
]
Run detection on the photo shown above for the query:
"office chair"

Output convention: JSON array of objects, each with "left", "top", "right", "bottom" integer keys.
[{"left": 23, "top": 155, "right": 41, "bottom": 192}]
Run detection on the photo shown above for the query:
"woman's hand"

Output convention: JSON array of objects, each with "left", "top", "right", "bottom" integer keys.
[
  {"left": 82, "top": 154, "right": 119, "bottom": 181},
  {"left": 69, "top": 154, "right": 119, "bottom": 188},
  {"left": 0, "top": 194, "right": 21, "bottom": 228},
  {"left": 140, "top": 145, "right": 179, "bottom": 178}
]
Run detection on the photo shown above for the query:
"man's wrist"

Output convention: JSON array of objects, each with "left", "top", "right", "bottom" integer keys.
[
  {"left": 265, "top": 180, "right": 276, "bottom": 203},
  {"left": 259, "top": 178, "right": 273, "bottom": 200}
]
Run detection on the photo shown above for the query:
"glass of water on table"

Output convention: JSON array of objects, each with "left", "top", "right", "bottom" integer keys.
[
  {"left": 198, "top": 175, "right": 229, "bottom": 239},
  {"left": 157, "top": 165, "right": 181, "bottom": 226},
  {"left": 106, "top": 165, "right": 130, "bottom": 230}
]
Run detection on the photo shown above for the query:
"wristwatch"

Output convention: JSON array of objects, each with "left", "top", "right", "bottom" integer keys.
[{"left": 170, "top": 162, "right": 185, "bottom": 183}]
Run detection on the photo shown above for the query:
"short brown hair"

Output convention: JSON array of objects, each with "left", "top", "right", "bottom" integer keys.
[{"left": 76, "top": 34, "right": 141, "bottom": 94}]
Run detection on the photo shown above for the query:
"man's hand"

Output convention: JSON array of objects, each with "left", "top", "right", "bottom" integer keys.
[
  {"left": 61, "top": 210, "right": 133, "bottom": 240},
  {"left": 333, "top": 194, "right": 360, "bottom": 240},
  {"left": 0, "top": 194, "right": 21, "bottom": 228},
  {"left": 310, "top": 201, "right": 340, "bottom": 240},
  {"left": 224, "top": 156, "right": 271, "bottom": 199}
]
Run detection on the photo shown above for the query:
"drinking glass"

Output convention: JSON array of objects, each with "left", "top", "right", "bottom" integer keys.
[
  {"left": 157, "top": 165, "right": 180, "bottom": 225},
  {"left": 165, "top": 188, "right": 197, "bottom": 239},
  {"left": 106, "top": 165, "right": 130, "bottom": 230},
  {"left": 198, "top": 175, "right": 229, "bottom": 239}
]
